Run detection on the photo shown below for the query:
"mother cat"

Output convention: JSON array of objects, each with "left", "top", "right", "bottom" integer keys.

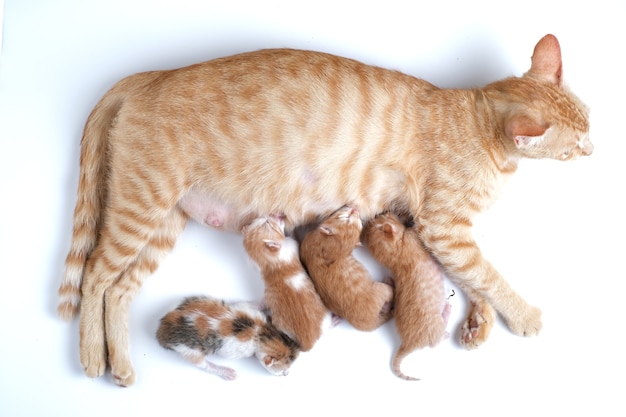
[{"left": 57, "top": 34, "right": 592, "bottom": 386}]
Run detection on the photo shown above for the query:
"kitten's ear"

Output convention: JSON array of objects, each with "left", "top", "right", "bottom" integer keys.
[
  {"left": 264, "top": 355, "right": 275, "bottom": 366},
  {"left": 505, "top": 114, "right": 550, "bottom": 149},
  {"left": 527, "top": 34, "right": 563, "bottom": 86},
  {"left": 263, "top": 240, "right": 281, "bottom": 251},
  {"left": 382, "top": 222, "right": 397, "bottom": 237},
  {"left": 320, "top": 226, "right": 334, "bottom": 236}
]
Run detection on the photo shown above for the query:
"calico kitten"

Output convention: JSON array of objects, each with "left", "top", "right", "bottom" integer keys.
[
  {"left": 58, "top": 35, "right": 592, "bottom": 385},
  {"left": 242, "top": 216, "right": 334, "bottom": 352},
  {"left": 156, "top": 295, "right": 299, "bottom": 381},
  {"left": 300, "top": 206, "right": 394, "bottom": 331},
  {"left": 365, "top": 212, "right": 450, "bottom": 381}
]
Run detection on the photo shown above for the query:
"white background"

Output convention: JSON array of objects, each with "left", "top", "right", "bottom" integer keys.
[{"left": 1, "top": 1, "right": 625, "bottom": 415}]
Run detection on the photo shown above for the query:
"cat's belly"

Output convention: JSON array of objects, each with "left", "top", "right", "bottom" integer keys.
[
  {"left": 179, "top": 167, "right": 408, "bottom": 232},
  {"left": 178, "top": 189, "right": 347, "bottom": 232}
]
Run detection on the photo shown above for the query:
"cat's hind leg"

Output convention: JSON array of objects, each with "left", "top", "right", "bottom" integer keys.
[
  {"left": 175, "top": 346, "right": 238, "bottom": 381},
  {"left": 79, "top": 178, "right": 183, "bottom": 381},
  {"left": 106, "top": 207, "right": 188, "bottom": 387}
]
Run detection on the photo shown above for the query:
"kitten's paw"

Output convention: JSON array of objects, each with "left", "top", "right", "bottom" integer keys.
[
  {"left": 506, "top": 305, "right": 542, "bottom": 337},
  {"left": 330, "top": 313, "right": 343, "bottom": 328},
  {"left": 460, "top": 302, "right": 496, "bottom": 350},
  {"left": 219, "top": 368, "right": 238, "bottom": 381},
  {"left": 382, "top": 276, "right": 395, "bottom": 288}
]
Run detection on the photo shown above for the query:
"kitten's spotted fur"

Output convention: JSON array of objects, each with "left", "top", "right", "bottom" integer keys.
[
  {"left": 300, "top": 207, "right": 394, "bottom": 331},
  {"left": 156, "top": 296, "right": 299, "bottom": 381},
  {"left": 365, "top": 212, "right": 450, "bottom": 381},
  {"left": 57, "top": 35, "right": 592, "bottom": 385},
  {"left": 242, "top": 216, "right": 334, "bottom": 352}
]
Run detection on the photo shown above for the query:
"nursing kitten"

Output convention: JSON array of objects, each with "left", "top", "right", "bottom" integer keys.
[
  {"left": 365, "top": 212, "right": 450, "bottom": 381},
  {"left": 300, "top": 206, "right": 394, "bottom": 331},
  {"left": 242, "top": 216, "right": 334, "bottom": 352},
  {"left": 58, "top": 34, "right": 592, "bottom": 385},
  {"left": 156, "top": 295, "right": 300, "bottom": 381}
]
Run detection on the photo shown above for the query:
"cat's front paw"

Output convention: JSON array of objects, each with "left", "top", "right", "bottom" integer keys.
[
  {"left": 111, "top": 361, "right": 136, "bottom": 387},
  {"left": 460, "top": 301, "right": 496, "bottom": 350},
  {"left": 506, "top": 305, "right": 542, "bottom": 337}
]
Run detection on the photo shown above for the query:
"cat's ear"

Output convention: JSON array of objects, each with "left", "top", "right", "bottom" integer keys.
[
  {"left": 264, "top": 355, "right": 275, "bottom": 366},
  {"left": 320, "top": 226, "right": 334, "bottom": 236},
  {"left": 263, "top": 240, "right": 281, "bottom": 251},
  {"left": 382, "top": 222, "right": 397, "bottom": 238},
  {"left": 505, "top": 114, "right": 550, "bottom": 149},
  {"left": 527, "top": 34, "right": 563, "bottom": 86}
]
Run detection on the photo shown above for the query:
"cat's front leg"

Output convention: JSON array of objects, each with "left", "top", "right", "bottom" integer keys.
[{"left": 419, "top": 224, "right": 542, "bottom": 347}]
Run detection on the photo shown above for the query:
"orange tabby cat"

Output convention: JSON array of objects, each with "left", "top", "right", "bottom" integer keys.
[
  {"left": 299, "top": 206, "right": 394, "bottom": 331},
  {"left": 364, "top": 212, "right": 450, "bottom": 381},
  {"left": 58, "top": 34, "right": 592, "bottom": 386}
]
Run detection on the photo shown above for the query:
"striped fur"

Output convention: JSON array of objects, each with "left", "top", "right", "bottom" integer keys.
[{"left": 58, "top": 34, "right": 591, "bottom": 386}]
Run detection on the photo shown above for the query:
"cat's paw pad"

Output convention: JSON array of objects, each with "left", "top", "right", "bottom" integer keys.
[
  {"left": 112, "top": 369, "right": 136, "bottom": 387},
  {"left": 110, "top": 358, "right": 136, "bottom": 387},
  {"left": 460, "top": 302, "right": 496, "bottom": 350},
  {"left": 507, "top": 305, "right": 542, "bottom": 337}
]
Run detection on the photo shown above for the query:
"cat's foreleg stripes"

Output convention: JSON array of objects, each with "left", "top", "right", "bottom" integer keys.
[{"left": 420, "top": 227, "right": 541, "bottom": 348}]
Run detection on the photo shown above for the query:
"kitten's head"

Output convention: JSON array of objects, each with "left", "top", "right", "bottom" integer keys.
[
  {"left": 242, "top": 216, "right": 298, "bottom": 266},
  {"left": 491, "top": 34, "right": 592, "bottom": 161},
  {"left": 316, "top": 206, "right": 363, "bottom": 244},
  {"left": 364, "top": 212, "right": 407, "bottom": 257},
  {"left": 256, "top": 323, "right": 300, "bottom": 376}
]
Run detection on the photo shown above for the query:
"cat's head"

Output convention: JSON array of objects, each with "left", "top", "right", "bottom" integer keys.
[
  {"left": 364, "top": 212, "right": 406, "bottom": 256},
  {"left": 317, "top": 206, "right": 363, "bottom": 242},
  {"left": 491, "top": 34, "right": 593, "bottom": 161},
  {"left": 256, "top": 323, "right": 300, "bottom": 376},
  {"left": 242, "top": 216, "right": 295, "bottom": 265}
]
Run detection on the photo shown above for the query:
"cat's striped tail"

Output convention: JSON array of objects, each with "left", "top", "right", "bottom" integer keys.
[{"left": 57, "top": 91, "right": 123, "bottom": 321}]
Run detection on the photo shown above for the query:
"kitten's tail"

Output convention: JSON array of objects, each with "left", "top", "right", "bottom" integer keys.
[
  {"left": 57, "top": 89, "right": 123, "bottom": 321},
  {"left": 392, "top": 345, "right": 420, "bottom": 381}
]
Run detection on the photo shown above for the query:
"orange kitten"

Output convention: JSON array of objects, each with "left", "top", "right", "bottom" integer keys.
[
  {"left": 57, "top": 34, "right": 592, "bottom": 385},
  {"left": 156, "top": 296, "right": 299, "bottom": 381},
  {"left": 300, "top": 206, "right": 394, "bottom": 331},
  {"left": 242, "top": 216, "right": 334, "bottom": 352},
  {"left": 365, "top": 213, "right": 450, "bottom": 381}
]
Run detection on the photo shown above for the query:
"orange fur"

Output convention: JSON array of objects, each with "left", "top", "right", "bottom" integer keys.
[
  {"left": 300, "top": 207, "right": 394, "bottom": 331},
  {"left": 365, "top": 213, "right": 450, "bottom": 381},
  {"left": 58, "top": 34, "right": 592, "bottom": 385},
  {"left": 242, "top": 217, "right": 331, "bottom": 352}
]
